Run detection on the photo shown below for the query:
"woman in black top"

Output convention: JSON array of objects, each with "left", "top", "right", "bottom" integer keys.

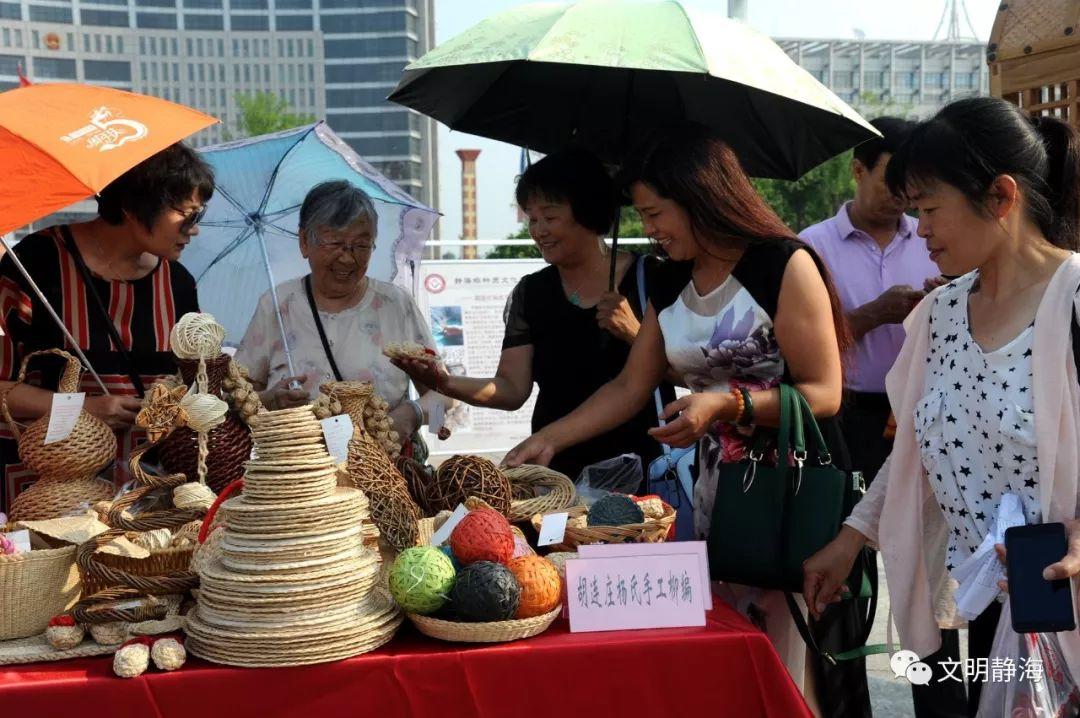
[{"left": 395, "top": 149, "right": 670, "bottom": 481}]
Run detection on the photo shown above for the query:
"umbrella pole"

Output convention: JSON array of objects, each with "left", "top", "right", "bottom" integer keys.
[
  {"left": 0, "top": 235, "right": 109, "bottom": 395},
  {"left": 254, "top": 228, "right": 298, "bottom": 378}
]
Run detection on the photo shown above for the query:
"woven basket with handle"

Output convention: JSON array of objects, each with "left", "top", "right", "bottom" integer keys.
[
  {"left": 76, "top": 528, "right": 198, "bottom": 598},
  {"left": 0, "top": 524, "right": 80, "bottom": 640},
  {"left": 1, "top": 349, "right": 116, "bottom": 481},
  {"left": 504, "top": 465, "right": 577, "bottom": 523}
]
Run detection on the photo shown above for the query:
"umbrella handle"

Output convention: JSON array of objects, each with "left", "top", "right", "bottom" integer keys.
[{"left": 608, "top": 206, "right": 623, "bottom": 291}]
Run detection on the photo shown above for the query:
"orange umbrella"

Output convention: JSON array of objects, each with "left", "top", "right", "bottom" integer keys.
[{"left": 0, "top": 83, "right": 217, "bottom": 236}]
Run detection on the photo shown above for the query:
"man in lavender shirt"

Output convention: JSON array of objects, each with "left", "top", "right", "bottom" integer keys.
[
  {"left": 800, "top": 117, "right": 937, "bottom": 484},
  {"left": 802, "top": 117, "right": 964, "bottom": 718}
]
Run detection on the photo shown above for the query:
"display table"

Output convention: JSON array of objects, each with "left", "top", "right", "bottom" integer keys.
[{"left": 0, "top": 600, "right": 810, "bottom": 717}]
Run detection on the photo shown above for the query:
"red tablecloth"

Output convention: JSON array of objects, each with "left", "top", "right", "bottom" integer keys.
[{"left": 0, "top": 600, "right": 810, "bottom": 718}]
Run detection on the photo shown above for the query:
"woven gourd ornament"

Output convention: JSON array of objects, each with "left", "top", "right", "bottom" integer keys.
[
  {"left": 388, "top": 546, "right": 456, "bottom": 615},
  {"left": 507, "top": 555, "right": 562, "bottom": 618},
  {"left": 46, "top": 615, "right": 85, "bottom": 650},
  {"left": 151, "top": 637, "right": 187, "bottom": 671},
  {"left": 449, "top": 508, "right": 514, "bottom": 566},
  {"left": 430, "top": 456, "right": 511, "bottom": 515},
  {"left": 587, "top": 494, "right": 645, "bottom": 527},
  {"left": 449, "top": 561, "right": 520, "bottom": 622},
  {"left": 113, "top": 637, "right": 152, "bottom": 678}
]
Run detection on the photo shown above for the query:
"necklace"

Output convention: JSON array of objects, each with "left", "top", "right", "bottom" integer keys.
[{"left": 564, "top": 249, "right": 610, "bottom": 307}]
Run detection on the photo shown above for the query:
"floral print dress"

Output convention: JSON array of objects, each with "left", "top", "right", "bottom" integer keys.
[{"left": 656, "top": 269, "right": 785, "bottom": 537}]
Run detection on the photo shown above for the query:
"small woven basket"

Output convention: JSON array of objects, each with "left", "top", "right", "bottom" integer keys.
[
  {"left": 78, "top": 544, "right": 195, "bottom": 597},
  {"left": 0, "top": 533, "right": 80, "bottom": 640},
  {"left": 530, "top": 502, "right": 676, "bottom": 551},
  {"left": 504, "top": 465, "right": 577, "bottom": 523},
  {"left": 408, "top": 605, "right": 561, "bottom": 643},
  {"left": 0, "top": 349, "right": 116, "bottom": 480},
  {"left": 8, "top": 476, "right": 116, "bottom": 522}
]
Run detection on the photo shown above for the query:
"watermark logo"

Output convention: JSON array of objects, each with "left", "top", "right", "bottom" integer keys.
[
  {"left": 892, "top": 650, "right": 1045, "bottom": 685},
  {"left": 424, "top": 274, "right": 447, "bottom": 294},
  {"left": 60, "top": 106, "right": 148, "bottom": 152}
]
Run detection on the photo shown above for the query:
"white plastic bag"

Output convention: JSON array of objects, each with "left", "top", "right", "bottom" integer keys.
[
  {"left": 575, "top": 453, "right": 643, "bottom": 505},
  {"left": 976, "top": 598, "right": 1080, "bottom": 718}
]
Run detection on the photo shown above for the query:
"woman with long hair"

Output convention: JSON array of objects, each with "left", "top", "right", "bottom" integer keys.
[
  {"left": 803, "top": 96, "right": 1080, "bottom": 716},
  {"left": 507, "top": 125, "right": 868, "bottom": 716}
]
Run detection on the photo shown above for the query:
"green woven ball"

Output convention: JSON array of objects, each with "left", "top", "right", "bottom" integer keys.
[
  {"left": 389, "top": 546, "right": 456, "bottom": 615},
  {"left": 587, "top": 494, "right": 645, "bottom": 527}
]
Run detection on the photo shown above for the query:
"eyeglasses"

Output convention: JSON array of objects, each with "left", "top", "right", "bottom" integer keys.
[
  {"left": 314, "top": 238, "right": 376, "bottom": 257},
  {"left": 172, "top": 204, "right": 207, "bottom": 234}
]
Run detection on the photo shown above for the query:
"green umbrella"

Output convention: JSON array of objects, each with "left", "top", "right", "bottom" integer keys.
[{"left": 390, "top": 0, "right": 878, "bottom": 179}]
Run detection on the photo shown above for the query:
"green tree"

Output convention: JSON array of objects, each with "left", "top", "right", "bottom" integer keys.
[
  {"left": 752, "top": 151, "right": 856, "bottom": 232},
  {"left": 487, "top": 210, "right": 648, "bottom": 259},
  {"left": 229, "top": 92, "right": 316, "bottom": 139}
]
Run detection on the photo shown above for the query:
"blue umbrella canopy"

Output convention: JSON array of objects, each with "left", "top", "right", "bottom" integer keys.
[{"left": 183, "top": 122, "right": 438, "bottom": 354}]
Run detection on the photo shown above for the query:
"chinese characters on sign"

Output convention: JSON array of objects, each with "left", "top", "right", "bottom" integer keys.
[{"left": 565, "top": 553, "right": 706, "bottom": 633}]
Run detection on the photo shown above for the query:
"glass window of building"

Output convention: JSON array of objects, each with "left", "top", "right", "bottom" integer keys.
[
  {"left": 276, "top": 15, "right": 312, "bottom": 31},
  {"left": 186, "top": 38, "right": 193, "bottom": 54},
  {"left": 219, "top": 88, "right": 224, "bottom": 104},
  {"left": 105, "top": 35, "right": 114, "bottom": 53},
  {"left": 231, "top": 14, "right": 268, "bottom": 30},
  {"left": 150, "top": 63, "right": 158, "bottom": 81},
  {"left": 325, "top": 61, "right": 406, "bottom": 84},
  {"left": 186, "top": 14, "right": 223, "bottom": 30},
  {"left": 231, "top": 0, "right": 267, "bottom": 7},
  {"left": 324, "top": 37, "right": 415, "bottom": 59},
  {"left": 262, "top": 39, "right": 269, "bottom": 55},
  {"left": 275, "top": 0, "right": 310, "bottom": 7},
  {"left": 2, "top": 29, "right": 10, "bottom": 46},
  {"left": 286, "top": 39, "right": 293, "bottom": 58},
  {"left": 0, "top": 55, "right": 23, "bottom": 76},
  {"left": 0, "top": 3, "right": 20, "bottom": 20},
  {"left": 307, "top": 64, "right": 313, "bottom": 82},
  {"left": 217, "top": 39, "right": 223, "bottom": 55},
  {"left": 137, "top": 12, "right": 177, "bottom": 28},
  {"left": 327, "top": 87, "right": 395, "bottom": 106},
  {"left": 33, "top": 57, "right": 77, "bottom": 79},
  {"left": 117, "top": 37, "right": 123, "bottom": 53},
  {"left": 196, "top": 38, "right": 204, "bottom": 55},
  {"left": 326, "top": 111, "right": 411, "bottom": 133},
  {"left": 136, "top": 0, "right": 176, "bottom": 6},
  {"left": 81, "top": 7, "right": 128, "bottom": 25},
  {"left": 348, "top": 136, "right": 416, "bottom": 157},
  {"left": 184, "top": 0, "right": 223, "bottom": 7},
  {"left": 188, "top": 64, "right": 193, "bottom": 81},
  {"left": 243, "top": 64, "right": 250, "bottom": 82},
  {"left": 317, "top": 10, "right": 405, "bottom": 33},
  {"left": 31, "top": 30, "right": 40, "bottom": 48},
  {"left": 197, "top": 64, "right": 204, "bottom": 82},
  {"left": 84, "top": 59, "right": 131, "bottom": 82},
  {"left": 308, "top": 87, "right": 314, "bottom": 106},
  {"left": 29, "top": 6, "right": 73, "bottom": 23},
  {"left": 13, "top": 29, "right": 21, "bottom": 48}
]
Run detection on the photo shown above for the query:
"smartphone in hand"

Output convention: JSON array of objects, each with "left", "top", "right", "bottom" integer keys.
[{"left": 1005, "top": 523, "right": 1077, "bottom": 633}]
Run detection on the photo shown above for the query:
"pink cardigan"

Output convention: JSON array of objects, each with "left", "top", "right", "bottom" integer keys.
[{"left": 847, "top": 255, "right": 1080, "bottom": 670}]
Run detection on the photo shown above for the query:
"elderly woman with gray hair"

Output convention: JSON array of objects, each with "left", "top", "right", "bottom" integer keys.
[{"left": 235, "top": 180, "right": 447, "bottom": 455}]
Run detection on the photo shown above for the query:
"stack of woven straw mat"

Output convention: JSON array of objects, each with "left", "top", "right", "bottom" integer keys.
[{"left": 184, "top": 405, "right": 401, "bottom": 667}]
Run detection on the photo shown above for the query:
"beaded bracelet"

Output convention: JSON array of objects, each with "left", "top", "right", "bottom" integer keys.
[
  {"left": 738, "top": 388, "right": 755, "bottom": 427},
  {"left": 729, "top": 388, "right": 745, "bottom": 424}
]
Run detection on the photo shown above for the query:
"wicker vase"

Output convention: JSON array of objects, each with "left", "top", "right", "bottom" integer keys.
[
  {"left": 8, "top": 476, "right": 116, "bottom": 522},
  {"left": 336, "top": 382, "right": 420, "bottom": 551},
  {"left": 1, "top": 349, "right": 116, "bottom": 481},
  {"left": 158, "top": 354, "right": 252, "bottom": 494}
]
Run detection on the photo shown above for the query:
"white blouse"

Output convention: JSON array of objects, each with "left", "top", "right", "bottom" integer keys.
[{"left": 915, "top": 274, "right": 1041, "bottom": 572}]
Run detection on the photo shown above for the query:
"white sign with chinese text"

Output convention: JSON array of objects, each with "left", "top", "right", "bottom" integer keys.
[
  {"left": 577, "top": 541, "right": 712, "bottom": 609},
  {"left": 565, "top": 553, "right": 706, "bottom": 633}
]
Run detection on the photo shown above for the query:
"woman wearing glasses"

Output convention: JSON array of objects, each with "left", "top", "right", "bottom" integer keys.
[
  {"left": 0, "top": 142, "right": 213, "bottom": 512},
  {"left": 235, "top": 181, "right": 447, "bottom": 457}
]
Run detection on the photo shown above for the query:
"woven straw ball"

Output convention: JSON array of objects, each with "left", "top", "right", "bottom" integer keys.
[
  {"left": 508, "top": 555, "right": 562, "bottom": 619},
  {"left": 449, "top": 561, "right": 520, "bottom": 622},
  {"left": 389, "top": 546, "right": 456, "bottom": 615},
  {"left": 449, "top": 508, "right": 514, "bottom": 566},
  {"left": 430, "top": 456, "right": 511, "bottom": 515}
]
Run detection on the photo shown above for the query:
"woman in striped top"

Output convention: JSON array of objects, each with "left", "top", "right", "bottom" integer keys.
[{"left": 0, "top": 143, "right": 213, "bottom": 512}]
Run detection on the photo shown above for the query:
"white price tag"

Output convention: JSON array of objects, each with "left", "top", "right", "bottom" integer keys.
[
  {"left": 2, "top": 529, "right": 31, "bottom": 553},
  {"left": 428, "top": 401, "right": 445, "bottom": 438},
  {"left": 537, "top": 512, "right": 569, "bottom": 547},
  {"left": 320, "top": 415, "right": 354, "bottom": 464},
  {"left": 44, "top": 392, "right": 85, "bottom": 445},
  {"left": 429, "top": 503, "right": 467, "bottom": 546}
]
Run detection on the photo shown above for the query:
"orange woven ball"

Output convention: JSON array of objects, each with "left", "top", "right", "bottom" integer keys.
[
  {"left": 508, "top": 555, "right": 562, "bottom": 618},
  {"left": 450, "top": 508, "right": 514, "bottom": 566}
]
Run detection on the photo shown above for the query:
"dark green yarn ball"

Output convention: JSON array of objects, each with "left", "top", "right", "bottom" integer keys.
[{"left": 587, "top": 494, "right": 644, "bottom": 527}]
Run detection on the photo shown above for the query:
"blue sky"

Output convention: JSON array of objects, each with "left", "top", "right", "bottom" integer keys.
[{"left": 432, "top": 0, "right": 1000, "bottom": 245}]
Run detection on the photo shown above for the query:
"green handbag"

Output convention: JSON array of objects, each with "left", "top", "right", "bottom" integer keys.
[{"left": 706, "top": 384, "right": 849, "bottom": 592}]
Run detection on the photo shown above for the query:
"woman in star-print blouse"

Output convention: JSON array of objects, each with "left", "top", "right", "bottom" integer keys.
[{"left": 805, "top": 97, "right": 1080, "bottom": 717}]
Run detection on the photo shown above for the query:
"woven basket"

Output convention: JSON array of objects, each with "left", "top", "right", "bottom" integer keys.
[
  {"left": 0, "top": 539, "right": 80, "bottom": 640},
  {"left": 408, "top": 605, "right": 561, "bottom": 643},
  {"left": 76, "top": 528, "right": 198, "bottom": 597},
  {"left": 8, "top": 476, "right": 116, "bottom": 522},
  {"left": 504, "top": 465, "right": 577, "bottom": 523},
  {"left": 530, "top": 502, "right": 676, "bottom": 551},
  {"left": 1, "top": 349, "right": 116, "bottom": 481}
]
